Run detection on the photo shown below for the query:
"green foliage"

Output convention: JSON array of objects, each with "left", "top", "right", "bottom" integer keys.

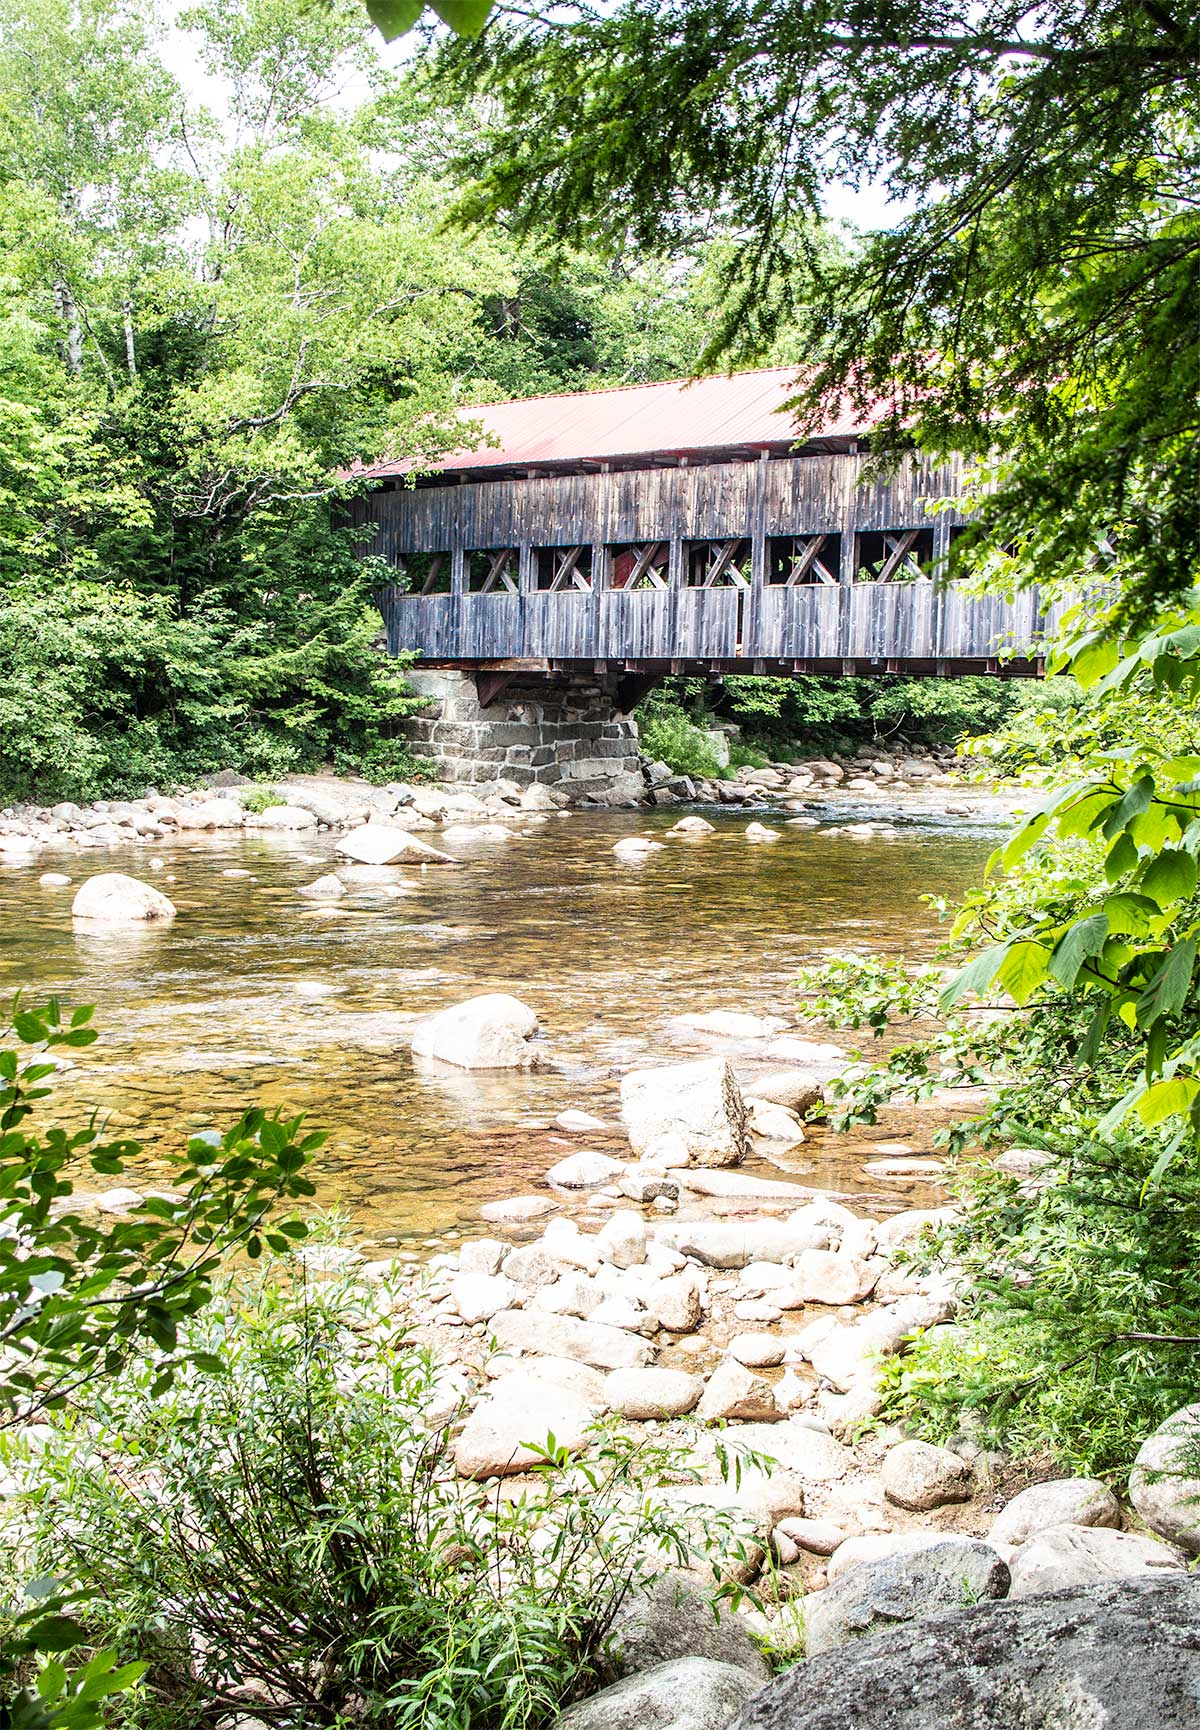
[
  {"left": 10, "top": 1263, "right": 764, "bottom": 1730},
  {"left": 0, "top": 1000, "right": 319, "bottom": 1725},
  {"left": 434, "top": 0, "right": 1199, "bottom": 618},
  {"left": 238, "top": 784, "right": 285, "bottom": 814},
  {"left": 634, "top": 694, "right": 725, "bottom": 780}
]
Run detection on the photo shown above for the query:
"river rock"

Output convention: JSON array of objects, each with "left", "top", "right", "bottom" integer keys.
[
  {"left": 728, "top": 1578, "right": 1200, "bottom": 1730},
  {"left": 613, "top": 836, "right": 664, "bottom": 860},
  {"left": 988, "top": 1476, "right": 1122, "bottom": 1546},
  {"left": 71, "top": 873, "right": 176, "bottom": 924},
  {"left": 744, "top": 823, "right": 779, "bottom": 842},
  {"left": 597, "top": 1209, "right": 647, "bottom": 1268},
  {"left": 882, "top": 1440, "right": 973, "bottom": 1510},
  {"left": 335, "top": 825, "right": 454, "bottom": 866},
  {"left": 546, "top": 1150, "right": 626, "bottom": 1188},
  {"left": 873, "top": 1206, "right": 957, "bottom": 1251},
  {"left": 555, "top": 1109, "right": 608, "bottom": 1132},
  {"left": 761, "top": 1036, "right": 846, "bottom": 1065},
  {"left": 412, "top": 994, "right": 540, "bottom": 1069},
  {"left": 454, "top": 1375, "right": 596, "bottom": 1478},
  {"left": 557, "top": 1656, "right": 759, "bottom": 1730},
  {"left": 480, "top": 1195, "right": 558, "bottom": 1224},
  {"left": 648, "top": 1273, "right": 703, "bottom": 1332},
  {"left": 677, "top": 1011, "right": 788, "bottom": 1039},
  {"left": 501, "top": 1244, "right": 560, "bottom": 1290},
  {"left": 490, "top": 1309, "right": 654, "bottom": 1370},
  {"left": 696, "top": 1362, "right": 781, "bottom": 1423},
  {"left": 620, "top": 1057, "right": 747, "bottom": 1168},
  {"left": 745, "top": 1100, "right": 806, "bottom": 1145},
  {"left": 604, "top": 1367, "right": 704, "bottom": 1419},
  {"left": 777, "top": 1516, "right": 846, "bottom": 1556},
  {"left": 740, "top": 1070, "right": 822, "bottom": 1113},
  {"left": 605, "top": 1572, "right": 769, "bottom": 1683},
  {"left": 450, "top": 1272, "right": 518, "bottom": 1323},
  {"left": 531, "top": 1273, "right": 603, "bottom": 1319},
  {"left": 459, "top": 1237, "right": 506, "bottom": 1276},
  {"left": 38, "top": 872, "right": 71, "bottom": 887},
  {"left": 177, "top": 797, "right": 243, "bottom": 829},
  {"left": 789, "top": 1248, "right": 879, "bottom": 1306},
  {"left": 803, "top": 1537, "right": 1011, "bottom": 1657},
  {"left": 729, "top": 1333, "right": 785, "bottom": 1369},
  {"left": 667, "top": 816, "right": 717, "bottom": 837},
  {"left": 1008, "top": 1523, "right": 1186, "bottom": 1596},
  {"left": 727, "top": 1419, "right": 851, "bottom": 1483},
  {"left": 655, "top": 1217, "right": 828, "bottom": 1269},
  {"left": 299, "top": 873, "right": 346, "bottom": 899},
  {"left": 245, "top": 804, "right": 317, "bottom": 830},
  {"left": 1130, "top": 1403, "right": 1200, "bottom": 1553}
]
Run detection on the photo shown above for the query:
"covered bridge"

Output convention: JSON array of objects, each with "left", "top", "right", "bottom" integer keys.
[{"left": 352, "top": 368, "right": 1055, "bottom": 682}]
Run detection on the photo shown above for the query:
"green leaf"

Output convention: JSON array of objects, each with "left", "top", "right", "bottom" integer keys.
[
  {"left": 1105, "top": 832, "right": 1139, "bottom": 882},
  {"left": 1135, "top": 1076, "right": 1197, "bottom": 1127},
  {"left": 997, "top": 939, "right": 1050, "bottom": 1005},
  {"left": 1047, "top": 913, "right": 1109, "bottom": 987},
  {"left": 940, "top": 942, "right": 1009, "bottom": 1010},
  {"left": 428, "top": 0, "right": 495, "bottom": 34},
  {"left": 1139, "top": 848, "right": 1198, "bottom": 909},
  {"left": 363, "top": 0, "right": 425, "bottom": 38},
  {"left": 1135, "top": 939, "right": 1197, "bottom": 1028}
]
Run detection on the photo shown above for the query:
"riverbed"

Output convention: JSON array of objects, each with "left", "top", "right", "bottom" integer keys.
[{"left": 1, "top": 804, "right": 996, "bottom": 1245}]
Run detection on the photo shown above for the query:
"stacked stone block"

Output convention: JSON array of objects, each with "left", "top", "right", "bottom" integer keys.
[{"left": 402, "top": 670, "right": 646, "bottom": 801}]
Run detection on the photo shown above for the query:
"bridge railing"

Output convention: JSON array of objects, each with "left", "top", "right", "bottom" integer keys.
[{"left": 379, "top": 580, "right": 1056, "bottom": 668}]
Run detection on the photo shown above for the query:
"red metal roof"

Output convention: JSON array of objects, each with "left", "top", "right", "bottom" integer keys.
[{"left": 362, "top": 368, "right": 872, "bottom": 478}]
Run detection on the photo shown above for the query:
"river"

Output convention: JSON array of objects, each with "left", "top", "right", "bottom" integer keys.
[{"left": 1, "top": 804, "right": 996, "bottom": 1248}]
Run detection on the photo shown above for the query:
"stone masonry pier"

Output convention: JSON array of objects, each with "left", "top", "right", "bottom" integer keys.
[{"left": 402, "top": 669, "right": 645, "bottom": 803}]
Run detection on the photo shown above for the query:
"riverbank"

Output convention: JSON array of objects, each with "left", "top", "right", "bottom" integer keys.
[{"left": 0, "top": 740, "right": 1030, "bottom": 861}]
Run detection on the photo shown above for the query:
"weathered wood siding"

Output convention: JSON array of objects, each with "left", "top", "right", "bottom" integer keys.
[{"left": 362, "top": 451, "right": 1054, "bottom": 668}]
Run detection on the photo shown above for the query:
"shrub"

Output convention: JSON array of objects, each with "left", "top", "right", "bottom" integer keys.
[
  {"left": 14, "top": 1264, "right": 766, "bottom": 1730},
  {"left": 238, "top": 785, "right": 285, "bottom": 814},
  {"left": 635, "top": 698, "right": 725, "bottom": 779}
]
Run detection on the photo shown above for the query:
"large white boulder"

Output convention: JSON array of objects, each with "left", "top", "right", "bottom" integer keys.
[
  {"left": 176, "top": 798, "right": 243, "bottom": 830},
  {"left": 245, "top": 804, "right": 317, "bottom": 830},
  {"left": 335, "top": 825, "right": 454, "bottom": 866},
  {"left": 620, "top": 1057, "right": 747, "bottom": 1168},
  {"left": 411, "top": 994, "right": 539, "bottom": 1069},
  {"left": 1130, "top": 1403, "right": 1200, "bottom": 1553},
  {"left": 72, "top": 873, "right": 176, "bottom": 925},
  {"left": 1007, "top": 1524, "right": 1186, "bottom": 1597},
  {"left": 453, "top": 1374, "right": 596, "bottom": 1478},
  {"left": 989, "top": 1477, "right": 1122, "bottom": 1547}
]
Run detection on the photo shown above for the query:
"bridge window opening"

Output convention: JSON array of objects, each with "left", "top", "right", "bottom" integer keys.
[
  {"left": 395, "top": 552, "right": 451, "bottom": 596},
  {"left": 856, "top": 527, "right": 935, "bottom": 581},
  {"left": 686, "top": 538, "right": 752, "bottom": 588},
  {"left": 467, "top": 548, "right": 520, "bottom": 594},
  {"left": 536, "top": 544, "right": 593, "bottom": 592},
  {"left": 610, "top": 542, "right": 669, "bottom": 591},
  {"left": 768, "top": 534, "right": 841, "bottom": 585}
]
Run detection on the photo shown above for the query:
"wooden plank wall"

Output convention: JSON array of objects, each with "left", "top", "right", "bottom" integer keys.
[{"left": 364, "top": 451, "right": 1053, "bottom": 669}]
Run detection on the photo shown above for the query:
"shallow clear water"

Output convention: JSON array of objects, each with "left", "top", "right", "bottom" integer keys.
[{"left": 1, "top": 805, "right": 996, "bottom": 1246}]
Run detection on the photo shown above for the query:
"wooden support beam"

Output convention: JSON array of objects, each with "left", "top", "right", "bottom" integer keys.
[
  {"left": 475, "top": 672, "right": 514, "bottom": 708},
  {"left": 615, "top": 672, "right": 659, "bottom": 714}
]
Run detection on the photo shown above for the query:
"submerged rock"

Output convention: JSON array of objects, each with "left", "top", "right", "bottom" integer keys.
[
  {"left": 72, "top": 873, "right": 176, "bottom": 925},
  {"left": 335, "top": 825, "right": 455, "bottom": 866},
  {"left": 412, "top": 993, "right": 540, "bottom": 1069}
]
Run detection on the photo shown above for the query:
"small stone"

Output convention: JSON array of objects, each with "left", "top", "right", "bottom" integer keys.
[
  {"left": 553, "top": 1656, "right": 758, "bottom": 1730},
  {"left": 697, "top": 1361, "right": 781, "bottom": 1423},
  {"left": 882, "top": 1439, "right": 973, "bottom": 1511},
  {"left": 745, "top": 1099, "right": 806, "bottom": 1145},
  {"left": 597, "top": 1210, "right": 647, "bottom": 1268},
  {"left": 604, "top": 1367, "right": 704, "bottom": 1420},
  {"left": 450, "top": 1272, "right": 518, "bottom": 1324},
  {"left": 555, "top": 1109, "right": 608, "bottom": 1132},
  {"left": 480, "top": 1195, "right": 559, "bottom": 1225},
  {"left": 458, "top": 1238, "right": 506, "bottom": 1277},
  {"left": 299, "top": 873, "right": 346, "bottom": 899},
  {"left": 38, "top": 872, "right": 71, "bottom": 887},
  {"left": 547, "top": 1150, "right": 627, "bottom": 1189},
  {"left": 650, "top": 1274, "right": 703, "bottom": 1333},
  {"left": 729, "top": 1333, "right": 785, "bottom": 1369},
  {"left": 501, "top": 1244, "right": 561, "bottom": 1291},
  {"left": 745, "top": 823, "right": 780, "bottom": 842},
  {"left": 777, "top": 1517, "right": 847, "bottom": 1556},
  {"left": 789, "top": 1248, "right": 880, "bottom": 1307}
]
